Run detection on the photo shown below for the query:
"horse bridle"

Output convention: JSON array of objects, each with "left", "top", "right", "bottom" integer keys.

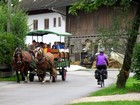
[
  {"left": 14, "top": 48, "right": 23, "bottom": 64},
  {"left": 34, "top": 47, "right": 53, "bottom": 67},
  {"left": 35, "top": 47, "right": 45, "bottom": 61}
]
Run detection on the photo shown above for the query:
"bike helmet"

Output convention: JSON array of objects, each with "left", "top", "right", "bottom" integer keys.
[{"left": 99, "top": 49, "right": 104, "bottom": 53}]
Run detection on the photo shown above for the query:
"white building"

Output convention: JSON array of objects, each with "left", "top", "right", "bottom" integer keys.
[
  {"left": 19, "top": 0, "right": 74, "bottom": 45},
  {"left": 26, "top": 12, "right": 66, "bottom": 45}
]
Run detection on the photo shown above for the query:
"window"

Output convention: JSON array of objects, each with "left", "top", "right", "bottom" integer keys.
[
  {"left": 58, "top": 17, "right": 61, "bottom": 27},
  {"left": 70, "top": 45, "right": 74, "bottom": 54},
  {"left": 33, "top": 20, "right": 38, "bottom": 30},
  {"left": 44, "top": 19, "right": 49, "bottom": 29},
  {"left": 53, "top": 18, "right": 56, "bottom": 27}
]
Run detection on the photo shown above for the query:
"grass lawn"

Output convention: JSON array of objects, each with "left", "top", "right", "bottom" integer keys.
[
  {"left": 70, "top": 101, "right": 140, "bottom": 105},
  {"left": 0, "top": 75, "right": 17, "bottom": 81},
  {"left": 90, "top": 77, "right": 140, "bottom": 96}
]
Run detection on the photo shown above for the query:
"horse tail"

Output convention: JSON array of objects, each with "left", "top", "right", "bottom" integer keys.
[{"left": 51, "top": 68, "right": 57, "bottom": 77}]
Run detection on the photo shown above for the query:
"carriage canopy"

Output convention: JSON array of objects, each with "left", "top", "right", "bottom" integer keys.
[
  {"left": 26, "top": 30, "right": 72, "bottom": 42},
  {"left": 26, "top": 30, "right": 72, "bottom": 36}
]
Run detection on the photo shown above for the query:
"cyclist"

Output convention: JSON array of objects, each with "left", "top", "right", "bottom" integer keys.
[{"left": 96, "top": 49, "right": 109, "bottom": 85}]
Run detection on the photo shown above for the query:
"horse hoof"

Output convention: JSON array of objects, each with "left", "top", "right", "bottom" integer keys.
[
  {"left": 49, "top": 80, "right": 52, "bottom": 83},
  {"left": 41, "top": 81, "right": 45, "bottom": 84}
]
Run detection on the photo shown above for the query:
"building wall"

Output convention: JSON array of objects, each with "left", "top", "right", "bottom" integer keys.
[
  {"left": 26, "top": 12, "right": 66, "bottom": 45},
  {"left": 66, "top": 4, "right": 138, "bottom": 61},
  {"left": 67, "top": 5, "right": 136, "bottom": 36}
]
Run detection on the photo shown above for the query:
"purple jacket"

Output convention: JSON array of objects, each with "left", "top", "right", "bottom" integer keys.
[{"left": 96, "top": 53, "right": 109, "bottom": 66}]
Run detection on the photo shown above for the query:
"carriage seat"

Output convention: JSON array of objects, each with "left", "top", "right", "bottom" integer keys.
[
  {"left": 50, "top": 49, "right": 69, "bottom": 60},
  {"left": 50, "top": 49, "right": 60, "bottom": 60}
]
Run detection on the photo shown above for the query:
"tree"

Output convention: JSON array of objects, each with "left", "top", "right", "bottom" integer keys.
[
  {"left": 0, "top": 0, "right": 28, "bottom": 66},
  {"left": 69, "top": 0, "right": 140, "bottom": 88},
  {"left": 7, "top": 0, "right": 11, "bottom": 32},
  {"left": 0, "top": 1, "right": 28, "bottom": 45}
]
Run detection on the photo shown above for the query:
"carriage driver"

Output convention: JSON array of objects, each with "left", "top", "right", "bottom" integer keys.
[{"left": 28, "top": 40, "right": 37, "bottom": 70}]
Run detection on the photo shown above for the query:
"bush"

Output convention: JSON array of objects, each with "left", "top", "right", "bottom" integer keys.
[
  {"left": 0, "top": 4, "right": 29, "bottom": 67},
  {"left": 0, "top": 32, "right": 17, "bottom": 66},
  {"left": 131, "top": 43, "right": 140, "bottom": 80},
  {"left": 133, "top": 82, "right": 140, "bottom": 91}
]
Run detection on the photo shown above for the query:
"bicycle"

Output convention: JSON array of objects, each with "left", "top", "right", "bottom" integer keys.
[{"left": 95, "top": 69, "right": 107, "bottom": 87}]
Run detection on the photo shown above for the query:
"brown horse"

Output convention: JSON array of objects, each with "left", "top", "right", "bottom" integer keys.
[
  {"left": 34, "top": 47, "right": 57, "bottom": 83},
  {"left": 12, "top": 47, "right": 32, "bottom": 83}
]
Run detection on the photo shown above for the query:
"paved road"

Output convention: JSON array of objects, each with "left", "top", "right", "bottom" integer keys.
[{"left": 0, "top": 70, "right": 119, "bottom": 105}]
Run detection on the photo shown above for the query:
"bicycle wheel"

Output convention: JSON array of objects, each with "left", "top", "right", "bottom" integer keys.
[
  {"left": 101, "top": 80, "right": 104, "bottom": 87},
  {"left": 100, "top": 74, "right": 104, "bottom": 87}
]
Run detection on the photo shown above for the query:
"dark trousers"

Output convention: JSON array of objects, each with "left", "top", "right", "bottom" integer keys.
[{"left": 96, "top": 65, "right": 107, "bottom": 70}]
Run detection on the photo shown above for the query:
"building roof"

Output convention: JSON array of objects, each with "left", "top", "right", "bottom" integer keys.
[{"left": 19, "top": 0, "right": 77, "bottom": 11}]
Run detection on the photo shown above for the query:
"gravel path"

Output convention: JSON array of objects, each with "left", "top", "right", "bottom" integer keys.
[{"left": 71, "top": 93, "right": 140, "bottom": 103}]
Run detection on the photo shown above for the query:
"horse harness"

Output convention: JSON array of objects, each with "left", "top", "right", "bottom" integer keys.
[
  {"left": 35, "top": 47, "right": 52, "bottom": 67},
  {"left": 13, "top": 48, "right": 29, "bottom": 65}
]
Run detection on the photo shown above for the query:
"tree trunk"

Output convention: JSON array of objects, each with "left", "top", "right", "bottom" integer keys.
[
  {"left": 116, "top": 1, "right": 140, "bottom": 88},
  {"left": 7, "top": 0, "right": 11, "bottom": 32}
]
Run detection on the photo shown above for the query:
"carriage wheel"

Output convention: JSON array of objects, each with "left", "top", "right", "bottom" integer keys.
[
  {"left": 61, "top": 68, "right": 66, "bottom": 81},
  {"left": 29, "top": 73, "right": 34, "bottom": 82}
]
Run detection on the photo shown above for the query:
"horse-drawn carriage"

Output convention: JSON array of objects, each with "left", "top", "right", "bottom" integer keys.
[
  {"left": 12, "top": 30, "right": 71, "bottom": 83},
  {"left": 50, "top": 48, "right": 70, "bottom": 81}
]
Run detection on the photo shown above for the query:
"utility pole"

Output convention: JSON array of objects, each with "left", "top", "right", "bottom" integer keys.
[{"left": 7, "top": 0, "right": 11, "bottom": 32}]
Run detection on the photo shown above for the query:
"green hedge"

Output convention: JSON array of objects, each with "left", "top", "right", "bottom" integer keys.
[
  {"left": 0, "top": 5, "right": 29, "bottom": 67},
  {"left": 0, "top": 33, "right": 17, "bottom": 66},
  {"left": 131, "top": 43, "right": 140, "bottom": 80}
]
